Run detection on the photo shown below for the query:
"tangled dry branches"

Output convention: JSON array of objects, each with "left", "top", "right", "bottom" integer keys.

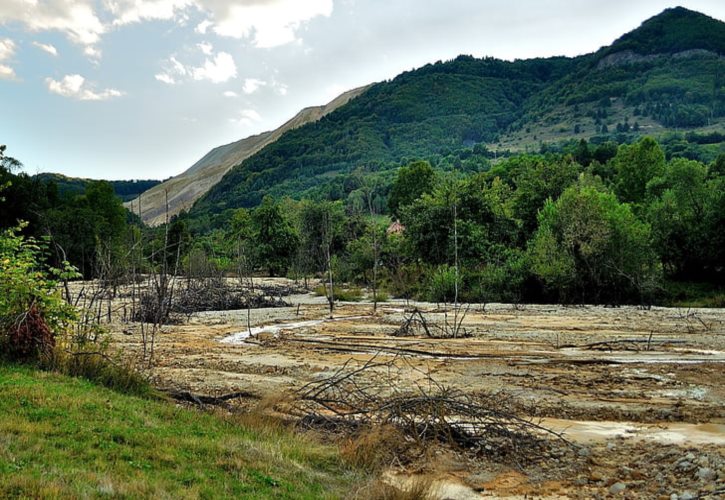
[
  {"left": 291, "top": 354, "right": 569, "bottom": 464},
  {"left": 392, "top": 308, "right": 472, "bottom": 339}
]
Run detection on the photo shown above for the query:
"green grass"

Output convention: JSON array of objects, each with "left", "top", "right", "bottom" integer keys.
[{"left": 0, "top": 363, "right": 360, "bottom": 498}]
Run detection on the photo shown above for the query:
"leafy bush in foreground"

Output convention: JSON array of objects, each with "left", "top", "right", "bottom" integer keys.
[{"left": 0, "top": 224, "right": 77, "bottom": 361}]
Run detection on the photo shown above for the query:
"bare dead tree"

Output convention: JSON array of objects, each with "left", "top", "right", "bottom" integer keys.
[
  {"left": 392, "top": 308, "right": 471, "bottom": 339},
  {"left": 321, "top": 208, "right": 335, "bottom": 319},
  {"left": 364, "top": 180, "right": 381, "bottom": 314}
]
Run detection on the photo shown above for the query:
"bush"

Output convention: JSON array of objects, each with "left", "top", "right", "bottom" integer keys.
[
  {"left": 5, "top": 304, "right": 55, "bottom": 359},
  {"left": 0, "top": 224, "right": 150, "bottom": 396},
  {"left": 0, "top": 224, "right": 77, "bottom": 361},
  {"left": 372, "top": 289, "right": 389, "bottom": 303},
  {"left": 340, "top": 425, "right": 406, "bottom": 472},
  {"left": 426, "top": 265, "right": 460, "bottom": 303}
]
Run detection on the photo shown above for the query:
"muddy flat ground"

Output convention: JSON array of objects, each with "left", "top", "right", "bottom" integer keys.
[{"left": 107, "top": 280, "right": 724, "bottom": 498}]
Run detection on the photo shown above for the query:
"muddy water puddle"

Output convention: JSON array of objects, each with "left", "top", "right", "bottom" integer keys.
[
  {"left": 542, "top": 418, "right": 725, "bottom": 445},
  {"left": 220, "top": 315, "right": 371, "bottom": 343},
  {"left": 557, "top": 347, "right": 725, "bottom": 364}
]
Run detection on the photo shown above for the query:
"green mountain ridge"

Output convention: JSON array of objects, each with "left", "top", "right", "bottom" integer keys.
[
  {"left": 33, "top": 173, "right": 162, "bottom": 203},
  {"left": 187, "top": 7, "right": 724, "bottom": 226}
]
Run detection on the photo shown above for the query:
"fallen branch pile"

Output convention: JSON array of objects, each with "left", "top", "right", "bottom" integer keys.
[
  {"left": 172, "top": 278, "right": 290, "bottom": 316},
  {"left": 132, "top": 278, "right": 292, "bottom": 323},
  {"left": 291, "top": 354, "right": 568, "bottom": 463}
]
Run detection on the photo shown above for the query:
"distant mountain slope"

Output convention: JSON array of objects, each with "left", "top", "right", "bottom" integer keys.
[
  {"left": 194, "top": 57, "right": 575, "bottom": 213},
  {"left": 33, "top": 173, "right": 160, "bottom": 202},
  {"left": 126, "top": 85, "right": 370, "bottom": 226}
]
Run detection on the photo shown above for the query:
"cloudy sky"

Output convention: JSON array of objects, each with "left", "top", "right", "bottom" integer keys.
[{"left": 1, "top": 0, "right": 723, "bottom": 180}]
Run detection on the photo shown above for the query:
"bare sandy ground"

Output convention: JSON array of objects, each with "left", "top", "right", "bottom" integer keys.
[{"left": 104, "top": 281, "right": 724, "bottom": 498}]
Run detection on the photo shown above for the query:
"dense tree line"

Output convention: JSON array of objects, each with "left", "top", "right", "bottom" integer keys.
[
  {"left": 0, "top": 149, "right": 139, "bottom": 277},
  {"left": 175, "top": 137, "right": 724, "bottom": 306},
  {"left": 34, "top": 174, "right": 161, "bottom": 202},
  {"left": 2, "top": 135, "right": 723, "bottom": 306}
]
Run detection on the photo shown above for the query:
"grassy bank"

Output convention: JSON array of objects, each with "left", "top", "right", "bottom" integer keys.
[{"left": 0, "top": 364, "right": 359, "bottom": 498}]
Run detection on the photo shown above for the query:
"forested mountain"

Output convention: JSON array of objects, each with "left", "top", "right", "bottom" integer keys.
[
  {"left": 189, "top": 7, "right": 724, "bottom": 226},
  {"left": 33, "top": 173, "right": 160, "bottom": 202}
]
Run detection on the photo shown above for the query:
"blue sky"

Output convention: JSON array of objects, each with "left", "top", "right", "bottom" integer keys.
[{"left": 1, "top": 0, "right": 723, "bottom": 181}]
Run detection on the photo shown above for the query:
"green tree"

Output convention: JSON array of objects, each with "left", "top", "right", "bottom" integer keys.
[
  {"left": 614, "top": 136, "right": 666, "bottom": 204},
  {"left": 401, "top": 188, "right": 454, "bottom": 266},
  {"left": 646, "top": 158, "right": 721, "bottom": 281},
  {"left": 228, "top": 208, "right": 256, "bottom": 283},
  {"left": 0, "top": 224, "right": 78, "bottom": 360},
  {"left": 298, "top": 200, "right": 345, "bottom": 315},
  {"left": 529, "top": 183, "right": 658, "bottom": 303},
  {"left": 509, "top": 155, "right": 580, "bottom": 235},
  {"left": 251, "top": 196, "right": 298, "bottom": 276},
  {"left": 388, "top": 160, "right": 436, "bottom": 217}
]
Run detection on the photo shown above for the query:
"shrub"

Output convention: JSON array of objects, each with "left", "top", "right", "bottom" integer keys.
[
  {"left": 372, "top": 289, "right": 389, "bottom": 303},
  {"left": 426, "top": 265, "right": 460, "bottom": 303},
  {"left": 0, "top": 224, "right": 77, "bottom": 361},
  {"left": 0, "top": 224, "right": 150, "bottom": 396},
  {"left": 340, "top": 425, "right": 406, "bottom": 472}
]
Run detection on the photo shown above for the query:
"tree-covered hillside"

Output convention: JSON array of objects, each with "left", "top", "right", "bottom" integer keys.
[
  {"left": 195, "top": 56, "right": 574, "bottom": 213},
  {"left": 34, "top": 173, "right": 162, "bottom": 202},
  {"left": 190, "top": 7, "right": 724, "bottom": 226},
  {"left": 598, "top": 6, "right": 725, "bottom": 57}
]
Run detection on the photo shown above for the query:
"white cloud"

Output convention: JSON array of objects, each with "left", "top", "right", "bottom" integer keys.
[
  {"left": 46, "top": 74, "right": 124, "bottom": 101},
  {"left": 0, "top": 39, "right": 15, "bottom": 60},
  {"left": 106, "top": 0, "right": 194, "bottom": 26},
  {"left": 155, "top": 72, "right": 177, "bottom": 84},
  {"left": 0, "top": 0, "right": 334, "bottom": 64},
  {"left": 0, "top": 0, "right": 105, "bottom": 58},
  {"left": 103, "top": 0, "right": 334, "bottom": 48},
  {"left": 205, "top": 0, "right": 334, "bottom": 48},
  {"left": 191, "top": 51, "right": 237, "bottom": 83},
  {"left": 155, "top": 56, "right": 189, "bottom": 84},
  {"left": 32, "top": 42, "right": 58, "bottom": 56},
  {"left": 0, "top": 39, "right": 17, "bottom": 80},
  {"left": 273, "top": 81, "right": 288, "bottom": 96},
  {"left": 0, "top": 65, "right": 15, "bottom": 80},
  {"left": 84, "top": 46, "right": 102, "bottom": 59},
  {"left": 223, "top": 90, "right": 238, "bottom": 97},
  {"left": 157, "top": 50, "right": 236, "bottom": 85},
  {"left": 230, "top": 108, "right": 262, "bottom": 127},
  {"left": 198, "top": 41, "right": 213, "bottom": 55},
  {"left": 242, "top": 78, "right": 266, "bottom": 94},
  {"left": 195, "top": 19, "right": 212, "bottom": 34}
]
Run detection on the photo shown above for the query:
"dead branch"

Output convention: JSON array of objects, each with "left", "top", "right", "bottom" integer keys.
[
  {"left": 165, "top": 389, "right": 260, "bottom": 407},
  {"left": 392, "top": 308, "right": 472, "bottom": 339},
  {"left": 570, "top": 338, "right": 686, "bottom": 351},
  {"left": 283, "top": 338, "right": 529, "bottom": 360},
  {"left": 290, "top": 353, "right": 570, "bottom": 463}
]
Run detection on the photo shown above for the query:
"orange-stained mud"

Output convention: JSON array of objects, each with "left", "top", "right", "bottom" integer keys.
[{"left": 102, "top": 281, "right": 724, "bottom": 498}]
